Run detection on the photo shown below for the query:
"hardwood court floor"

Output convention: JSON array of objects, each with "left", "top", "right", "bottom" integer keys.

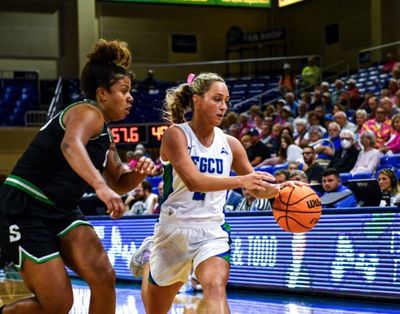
[{"left": 1, "top": 275, "right": 400, "bottom": 313}]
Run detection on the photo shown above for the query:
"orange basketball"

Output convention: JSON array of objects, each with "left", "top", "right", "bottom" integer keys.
[{"left": 272, "top": 185, "right": 322, "bottom": 233}]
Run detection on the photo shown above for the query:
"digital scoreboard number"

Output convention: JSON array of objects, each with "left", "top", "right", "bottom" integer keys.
[{"left": 110, "top": 124, "right": 168, "bottom": 146}]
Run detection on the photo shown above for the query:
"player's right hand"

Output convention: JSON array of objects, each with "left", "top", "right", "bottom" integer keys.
[
  {"left": 95, "top": 185, "right": 125, "bottom": 219},
  {"left": 242, "top": 171, "right": 276, "bottom": 191}
]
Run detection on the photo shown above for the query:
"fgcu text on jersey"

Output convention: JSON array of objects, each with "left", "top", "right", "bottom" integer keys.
[{"left": 191, "top": 156, "right": 223, "bottom": 174}]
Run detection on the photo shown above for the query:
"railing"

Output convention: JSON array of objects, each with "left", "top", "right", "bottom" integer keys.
[
  {"left": 24, "top": 110, "right": 47, "bottom": 127},
  {"left": 46, "top": 76, "right": 63, "bottom": 121},
  {"left": 358, "top": 40, "right": 400, "bottom": 68}
]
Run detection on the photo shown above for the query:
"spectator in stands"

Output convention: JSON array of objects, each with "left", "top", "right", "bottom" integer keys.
[
  {"left": 328, "top": 129, "right": 359, "bottom": 173},
  {"left": 379, "top": 113, "right": 400, "bottom": 155},
  {"left": 302, "top": 145, "right": 324, "bottom": 183},
  {"left": 394, "top": 89, "right": 400, "bottom": 108},
  {"left": 140, "top": 69, "right": 159, "bottom": 90},
  {"left": 382, "top": 52, "right": 397, "bottom": 73},
  {"left": 359, "top": 92, "right": 375, "bottom": 112},
  {"left": 234, "top": 187, "right": 271, "bottom": 212},
  {"left": 276, "top": 104, "right": 293, "bottom": 125},
  {"left": 300, "top": 91, "right": 312, "bottom": 108},
  {"left": 125, "top": 150, "right": 135, "bottom": 170},
  {"left": 289, "top": 170, "right": 309, "bottom": 183},
  {"left": 321, "top": 92, "right": 333, "bottom": 113},
  {"left": 334, "top": 111, "right": 356, "bottom": 132},
  {"left": 260, "top": 118, "right": 272, "bottom": 143},
  {"left": 309, "top": 90, "right": 322, "bottom": 111},
  {"left": 381, "top": 97, "right": 400, "bottom": 118},
  {"left": 346, "top": 79, "right": 361, "bottom": 109},
  {"left": 293, "top": 118, "right": 308, "bottom": 148},
  {"left": 228, "top": 123, "right": 241, "bottom": 139},
  {"left": 306, "top": 111, "right": 326, "bottom": 138},
  {"left": 361, "top": 106, "right": 391, "bottom": 148},
  {"left": 354, "top": 109, "right": 369, "bottom": 142},
  {"left": 258, "top": 134, "right": 302, "bottom": 167},
  {"left": 238, "top": 112, "right": 253, "bottom": 137},
  {"left": 241, "top": 129, "right": 270, "bottom": 167},
  {"left": 288, "top": 162, "right": 300, "bottom": 173},
  {"left": 278, "top": 63, "right": 296, "bottom": 94},
  {"left": 321, "top": 168, "right": 358, "bottom": 208},
  {"left": 153, "top": 180, "right": 164, "bottom": 214},
  {"left": 125, "top": 180, "right": 158, "bottom": 215},
  {"left": 274, "top": 169, "right": 289, "bottom": 184},
  {"left": 301, "top": 56, "right": 321, "bottom": 88},
  {"left": 367, "top": 96, "right": 379, "bottom": 118},
  {"left": 293, "top": 101, "right": 309, "bottom": 128},
  {"left": 377, "top": 169, "right": 400, "bottom": 207},
  {"left": 331, "top": 79, "right": 345, "bottom": 106},
  {"left": 350, "top": 131, "right": 380, "bottom": 174},
  {"left": 285, "top": 92, "right": 299, "bottom": 116},
  {"left": 224, "top": 189, "right": 244, "bottom": 212},
  {"left": 252, "top": 111, "right": 264, "bottom": 135},
  {"left": 316, "top": 122, "right": 341, "bottom": 167},
  {"left": 388, "top": 79, "right": 399, "bottom": 103},
  {"left": 263, "top": 124, "right": 281, "bottom": 154}
]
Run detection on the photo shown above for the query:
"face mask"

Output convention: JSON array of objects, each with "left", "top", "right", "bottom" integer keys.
[{"left": 341, "top": 139, "right": 352, "bottom": 149}]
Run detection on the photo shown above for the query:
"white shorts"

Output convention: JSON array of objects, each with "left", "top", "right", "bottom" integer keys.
[{"left": 149, "top": 220, "right": 231, "bottom": 286}]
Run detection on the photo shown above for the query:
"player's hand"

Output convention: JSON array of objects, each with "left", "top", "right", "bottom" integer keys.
[
  {"left": 277, "top": 180, "right": 309, "bottom": 190},
  {"left": 242, "top": 171, "right": 276, "bottom": 191},
  {"left": 95, "top": 185, "right": 125, "bottom": 219},
  {"left": 135, "top": 156, "right": 156, "bottom": 176}
]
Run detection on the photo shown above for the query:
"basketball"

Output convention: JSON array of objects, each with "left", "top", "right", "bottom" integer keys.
[{"left": 272, "top": 185, "right": 322, "bottom": 233}]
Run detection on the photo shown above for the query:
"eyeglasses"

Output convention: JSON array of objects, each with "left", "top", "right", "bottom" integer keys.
[{"left": 302, "top": 151, "right": 313, "bottom": 155}]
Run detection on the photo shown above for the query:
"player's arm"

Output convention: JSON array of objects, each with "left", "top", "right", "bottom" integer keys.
[
  {"left": 60, "top": 104, "right": 125, "bottom": 218},
  {"left": 226, "top": 135, "right": 279, "bottom": 199},
  {"left": 102, "top": 143, "right": 154, "bottom": 194},
  {"left": 160, "top": 126, "right": 273, "bottom": 192}
]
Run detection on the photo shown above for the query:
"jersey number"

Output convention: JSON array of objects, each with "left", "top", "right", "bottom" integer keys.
[{"left": 192, "top": 192, "right": 206, "bottom": 201}]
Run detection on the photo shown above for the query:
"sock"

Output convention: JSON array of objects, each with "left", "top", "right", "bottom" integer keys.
[{"left": 141, "top": 251, "right": 151, "bottom": 264}]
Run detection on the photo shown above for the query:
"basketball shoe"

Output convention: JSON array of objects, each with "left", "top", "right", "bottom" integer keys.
[{"left": 130, "top": 236, "right": 153, "bottom": 277}]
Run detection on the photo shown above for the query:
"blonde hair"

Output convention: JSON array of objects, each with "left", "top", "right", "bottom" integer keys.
[{"left": 164, "top": 72, "right": 225, "bottom": 124}]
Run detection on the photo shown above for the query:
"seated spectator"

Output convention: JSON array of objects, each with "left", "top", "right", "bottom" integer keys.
[
  {"left": 241, "top": 129, "right": 270, "bottom": 167},
  {"left": 354, "top": 109, "right": 369, "bottom": 142},
  {"left": 334, "top": 111, "right": 356, "bottom": 132},
  {"left": 321, "top": 168, "right": 358, "bottom": 208},
  {"left": 305, "top": 112, "right": 326, "bottom": 139},
  {"left": 381, "top": 96, "right": 400, "bottom": 118},
  {"left": 224, "top": 189, "right": 244, "bottom": 212},
  {"left": 302, "top": 145, "right": 325, "bottom": 183},
  {"left": 350, "top": 131, "right": 380, "bottom": 174},
  {"left": 331, "top": 79, "right": 345, "bottom": 105},
  {"left": 377, "top": 169, "right": 400, "bottom": 207},
  {"left": 293, "top": 118, "right": 309, "bottom": 148},
  {"left": 124, "top": 150, "right": 135, "bottom": 170},
  {"left": 288, "top": 170, "right": 309, "bottom": 183},
  {"left": 380, "top": 113, "right": 400, "bottom": 155},
  {"left": 288, "top": 162, "right": 300, "bottom": 173},
  {"left": 274, "top": 169, "right": 289, "bottom": 184},
  {"left": 328, "top": 129, "right": 360, "bottom": 173},
  {"left": 315, "top": 122, "right": 342, "bottom": 167},
  {"left": 153, "top": 180, "right": 164, "bottom": 214},
  {"left": 285, "top": 92, "right": 299, "bottom": 116},
  {"left": 234, "top": 187, "right": 271, "bottom": 212},
  {"left": 382, "top": 52, "right": 397, "bottom": 73},
  {"left": 125, "top": 181, "right": 158, "bottom": 215},
  {"left": 346, "top": 79, "right": 361, "bottom": 109},
  {"left": 262, "top": 124, "right": 281, "bottom": 155},
  {"left": 228, "top": 123, "right": 241, "bottom": 139},
  {"left": 361, "top": 106, "right": 391, "bottom": 148},
  {"left": 258, "top": 134, "right": 302, "bottom": 166},
  {"left": 128, "top": 149, "right": 145, "bottom": 170}
]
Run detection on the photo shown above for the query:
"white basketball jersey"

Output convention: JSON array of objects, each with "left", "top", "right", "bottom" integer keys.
[{"left": 160, "top": 123, "right": 233, "bottom": 222}]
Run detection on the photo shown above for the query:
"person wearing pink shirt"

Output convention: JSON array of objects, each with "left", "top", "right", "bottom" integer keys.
[
  {"left": 380, "top": 113, "right": 400, "bottom": 154},
  {"left": 361, "top": 106, "right": 391, "bottom": 148}
]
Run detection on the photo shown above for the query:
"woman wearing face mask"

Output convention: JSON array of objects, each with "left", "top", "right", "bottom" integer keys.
[
  {"left": 328, "top": 129, "right": 360, "bottom": 173},
  {"left": 378, "top": 168, "right": 400, "bottom": 207},
  {"left": 350, "top": 130, "right": 381, "bottom": 174}
]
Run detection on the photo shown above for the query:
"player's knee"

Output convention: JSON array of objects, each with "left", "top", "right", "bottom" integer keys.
[
  {"left": 41, "top": 291, "right": 73, "bottom": 314},
  {"left": 91, "top": 263, "right": 116, "bottom": 288},
  {"left": 201, "top": 276, "right": 227, "bottom": 297}
]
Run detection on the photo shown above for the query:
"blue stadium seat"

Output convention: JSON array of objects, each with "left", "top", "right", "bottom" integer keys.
[
  {"left": 147, "top": 175, "right": 163, "bottom": 188},
  {"left": 351, "top": 171, "right": 372, "bottom": 180},
  {"left": 255, "top": 165, "right": 274, "bottom": 174},
  {"left": 380, "top": 154, "right": 400, "bottom": 168},
  {"left": 339, "top": 172, "right": 352, "bottom": 184},
  {"left": 272, "top": 163, "right": 288, "bottom": 173}
]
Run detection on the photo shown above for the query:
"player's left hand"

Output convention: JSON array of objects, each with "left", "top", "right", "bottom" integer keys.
[{"left": 135, "top": 156, "right": 156, "bottom": 175}]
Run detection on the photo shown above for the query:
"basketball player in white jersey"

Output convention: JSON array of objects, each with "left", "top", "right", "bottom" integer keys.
[{"left": 134, "top": 73, "right": 289, "bottom": 314}]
